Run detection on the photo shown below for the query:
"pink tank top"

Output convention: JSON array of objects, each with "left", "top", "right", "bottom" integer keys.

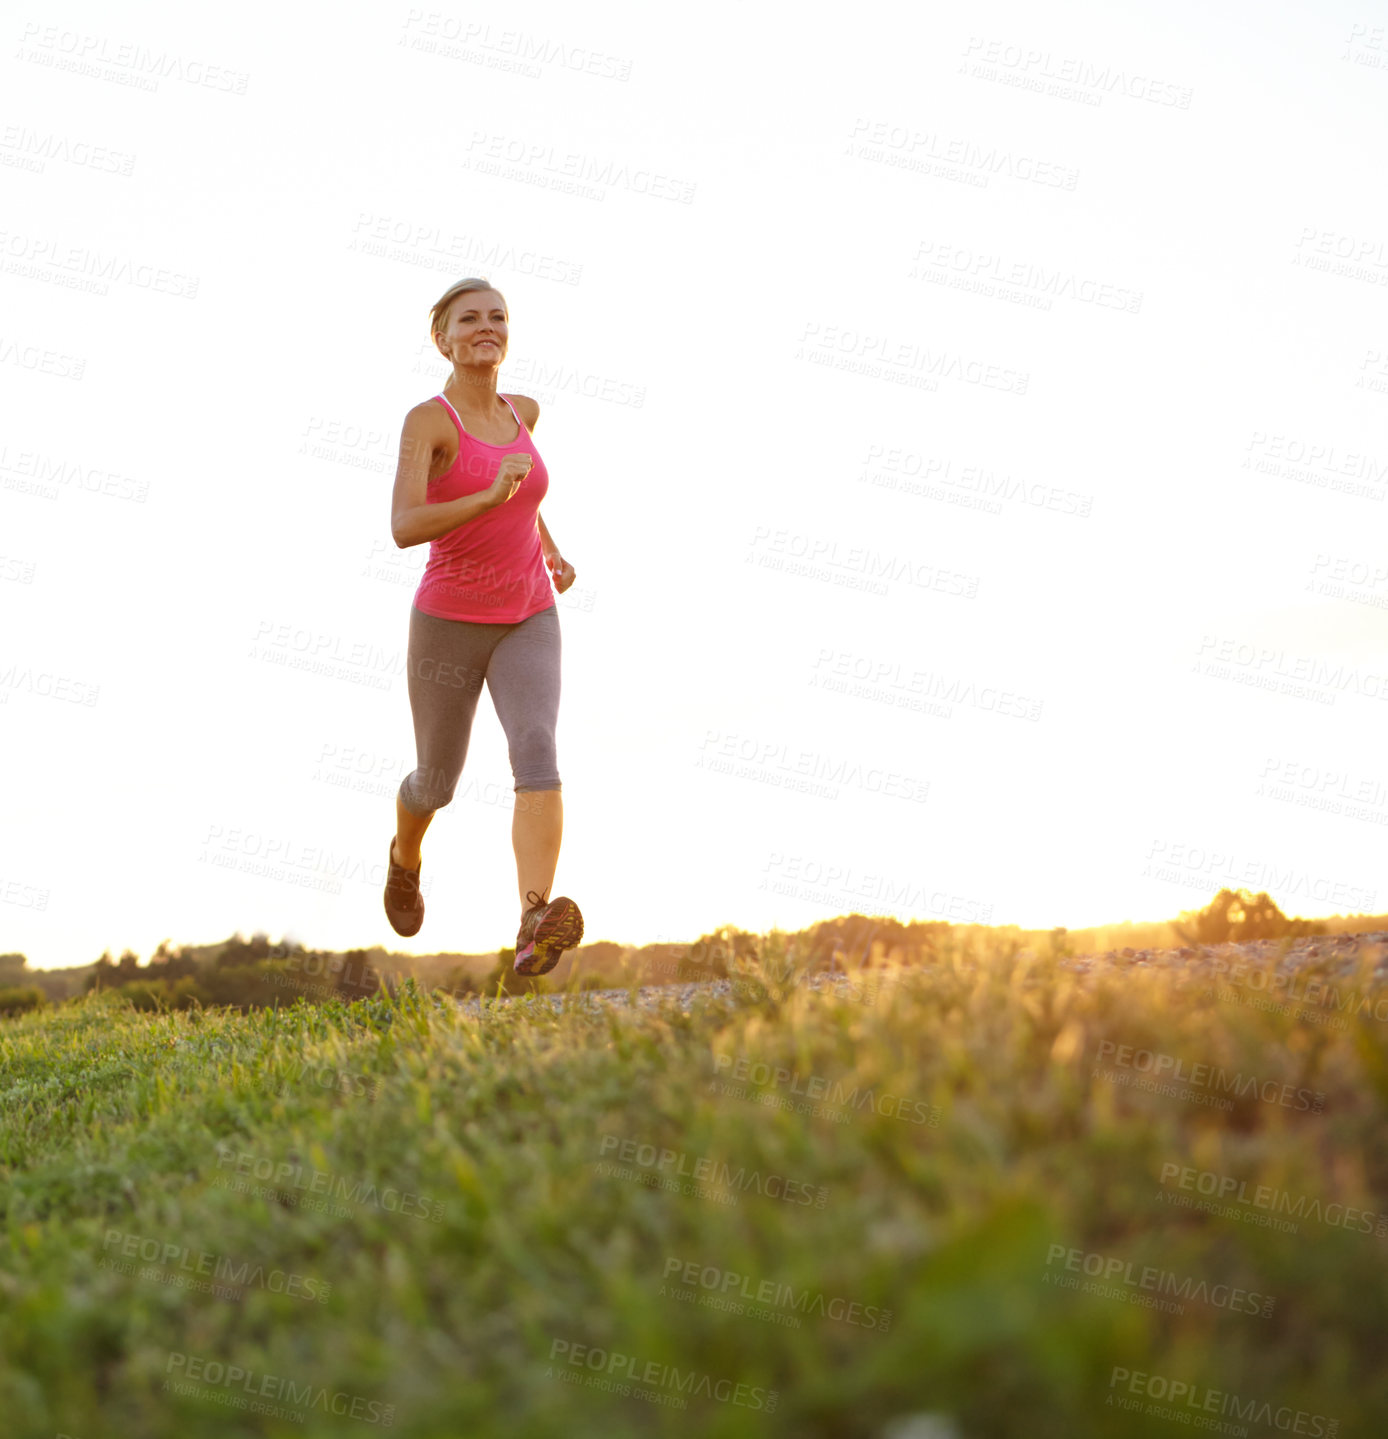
[{"left": 412, "top": 392, "right": 554, "bottom": 624}]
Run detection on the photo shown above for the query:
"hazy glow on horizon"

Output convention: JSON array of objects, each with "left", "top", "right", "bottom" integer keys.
[{"left": 3, "top": 0, "right": 1387, "bottom": 970}]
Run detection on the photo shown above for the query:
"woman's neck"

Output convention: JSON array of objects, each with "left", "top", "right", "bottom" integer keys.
[{"left": 444, "top": 370, "right": 499, "bottom": 413}]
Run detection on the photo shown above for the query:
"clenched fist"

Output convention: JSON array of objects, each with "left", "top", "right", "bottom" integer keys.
[
  {"left": 545, "top": 552, "right": 576, "bottom": 593},
  {"left": 486, "top": 452, "right": 534, "bottom": 507}
]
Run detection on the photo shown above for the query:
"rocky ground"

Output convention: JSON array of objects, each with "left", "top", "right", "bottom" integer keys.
[
  {"left": 1056, "top": 928, "right": 1388, "bottom": 980},
  {"left": 449, "top": 930, "right": 1388, "bottom": 1015}
]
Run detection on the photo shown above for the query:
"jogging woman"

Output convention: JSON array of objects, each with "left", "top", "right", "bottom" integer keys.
[{"left": 383, "top": 276, "right": 583, "bottom": 977}]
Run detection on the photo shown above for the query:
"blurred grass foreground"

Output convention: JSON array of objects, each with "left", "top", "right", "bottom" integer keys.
[{"left": 2, "top": 913, "right": 1386, "bottom": 1437}]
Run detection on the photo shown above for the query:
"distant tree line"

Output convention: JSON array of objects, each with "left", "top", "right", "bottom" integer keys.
[
  {"left": 0, "top": 936, "right": 387, "bottom": 1017},
  {"left": 0, "top": 892, "right": 1351, "bottom": 1021}
]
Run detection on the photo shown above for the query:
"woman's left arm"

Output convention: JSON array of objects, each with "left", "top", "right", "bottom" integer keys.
[
  {"left": 538, "top": 511, "right": 558, "bottom": 563},
  {"left": 511, "top": 393, "right": 576, "bottom": 593},
  {"left": 537, "top": 513, "right": 576, "bottom": 593}
]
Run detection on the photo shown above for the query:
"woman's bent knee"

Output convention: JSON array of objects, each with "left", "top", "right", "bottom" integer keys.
[
  {"left": 511, "top": 744, "right": 559, "bottom": 793},
  {"left": 507, "top": 724, "right": 558, "bottom": 794},
  {"left": 399, "top": 774, "right": 453, "bottom": 815}
]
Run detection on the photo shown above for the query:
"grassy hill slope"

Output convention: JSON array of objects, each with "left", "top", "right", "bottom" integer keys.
[{"left": 2, "top": 934, "right": 1386, "bottom": 1436}]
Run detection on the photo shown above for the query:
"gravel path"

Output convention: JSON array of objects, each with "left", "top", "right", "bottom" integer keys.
[
  {"left": 450, "top": 971, "right": 865, "bottom": 1017},
  {"left": 450, "top": 930, "right": 1388, "bottom": 1016}
]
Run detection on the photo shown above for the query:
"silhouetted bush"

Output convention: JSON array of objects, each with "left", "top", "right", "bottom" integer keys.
[
  {"left": 1172, "top": 888, "right": 1329, "bottom": 946},
  {"left": 111, "top": 980, "right": 176, "bottom": 1012},
  {"left": 196, "top": 962, "right": 293, "bottom": 1011},
  {"left": 678, "top": 926, "right": 765, "bottom": 980},
  {"left": 0, "top": 953, "right": 32, "bottom": 987},
  {"left": 336, "top": 949, "right": 385, "bottom": 1002},
  {"left": 443, "top": 966, "right": 484, "bottom": 997},
  {"left": 484, "top": 947, "right": 546, "bottom": 996},
  {"left": 576, "top": 941, "right": 624, "bottom": 967},
  {"left": 0, "top": 986, "right": 46, "bottom": 1017}
]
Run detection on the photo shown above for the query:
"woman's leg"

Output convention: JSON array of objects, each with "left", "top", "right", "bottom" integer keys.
[
  {"left": 484, "top": 604, "right": 563, "bottom": 911},
  {"left": 395, "top": 604, "right": 502, "bottom": 866},
  {"left": 393, "top": 792, "right": 434, "bottom": 872},
  {"left": 511, "top": 790, "right": 562, "bottom": 911}
]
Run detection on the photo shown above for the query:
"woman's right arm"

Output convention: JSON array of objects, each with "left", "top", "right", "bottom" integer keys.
[{"left": 391, "top": 402, "right": 492, "bottom": 549}]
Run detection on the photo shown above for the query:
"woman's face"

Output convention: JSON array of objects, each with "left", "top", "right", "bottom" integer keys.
[{"left": 435, "top": 290, "right": 508, "bottom": 366}]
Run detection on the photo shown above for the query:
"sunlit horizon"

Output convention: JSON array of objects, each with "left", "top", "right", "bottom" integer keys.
[{"left": 18, "top": 887, "right": 1384, "bottom": 975}]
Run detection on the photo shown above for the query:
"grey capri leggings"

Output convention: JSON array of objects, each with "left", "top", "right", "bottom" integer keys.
[{"left": 398, "top": 600, "right": 561, "bottom": 815}]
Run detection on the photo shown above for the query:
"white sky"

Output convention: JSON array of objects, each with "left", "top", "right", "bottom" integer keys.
[{"left": 3, "top": 0, "right": 1387, "bottom": 971}]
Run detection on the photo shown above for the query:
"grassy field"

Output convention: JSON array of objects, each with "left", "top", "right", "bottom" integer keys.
[{"left": 2, "top": 933, "right": 1385, "bottom": 1438}]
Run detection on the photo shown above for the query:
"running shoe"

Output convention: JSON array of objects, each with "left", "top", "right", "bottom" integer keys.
[
  {"left": 514, "top": 889, "right": 584, "bottom": 975},
  {"left": 383, "top": 837, "right": 425, "bottom": 937}
]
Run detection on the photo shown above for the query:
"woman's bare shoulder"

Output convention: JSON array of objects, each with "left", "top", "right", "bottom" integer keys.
[
  {"left": 400, "top": 395, "right": 455, "bottom": 443},
  {"left": 502, "top": 393, "right": 541, "bottom": 430},
  {"left": 404, "top": 395, "right": 449, "bottom": 424}
]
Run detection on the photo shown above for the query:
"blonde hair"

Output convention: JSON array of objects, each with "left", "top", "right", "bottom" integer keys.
[{"left": 430, "top": 277, "right": 508, "bottom": 345}]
